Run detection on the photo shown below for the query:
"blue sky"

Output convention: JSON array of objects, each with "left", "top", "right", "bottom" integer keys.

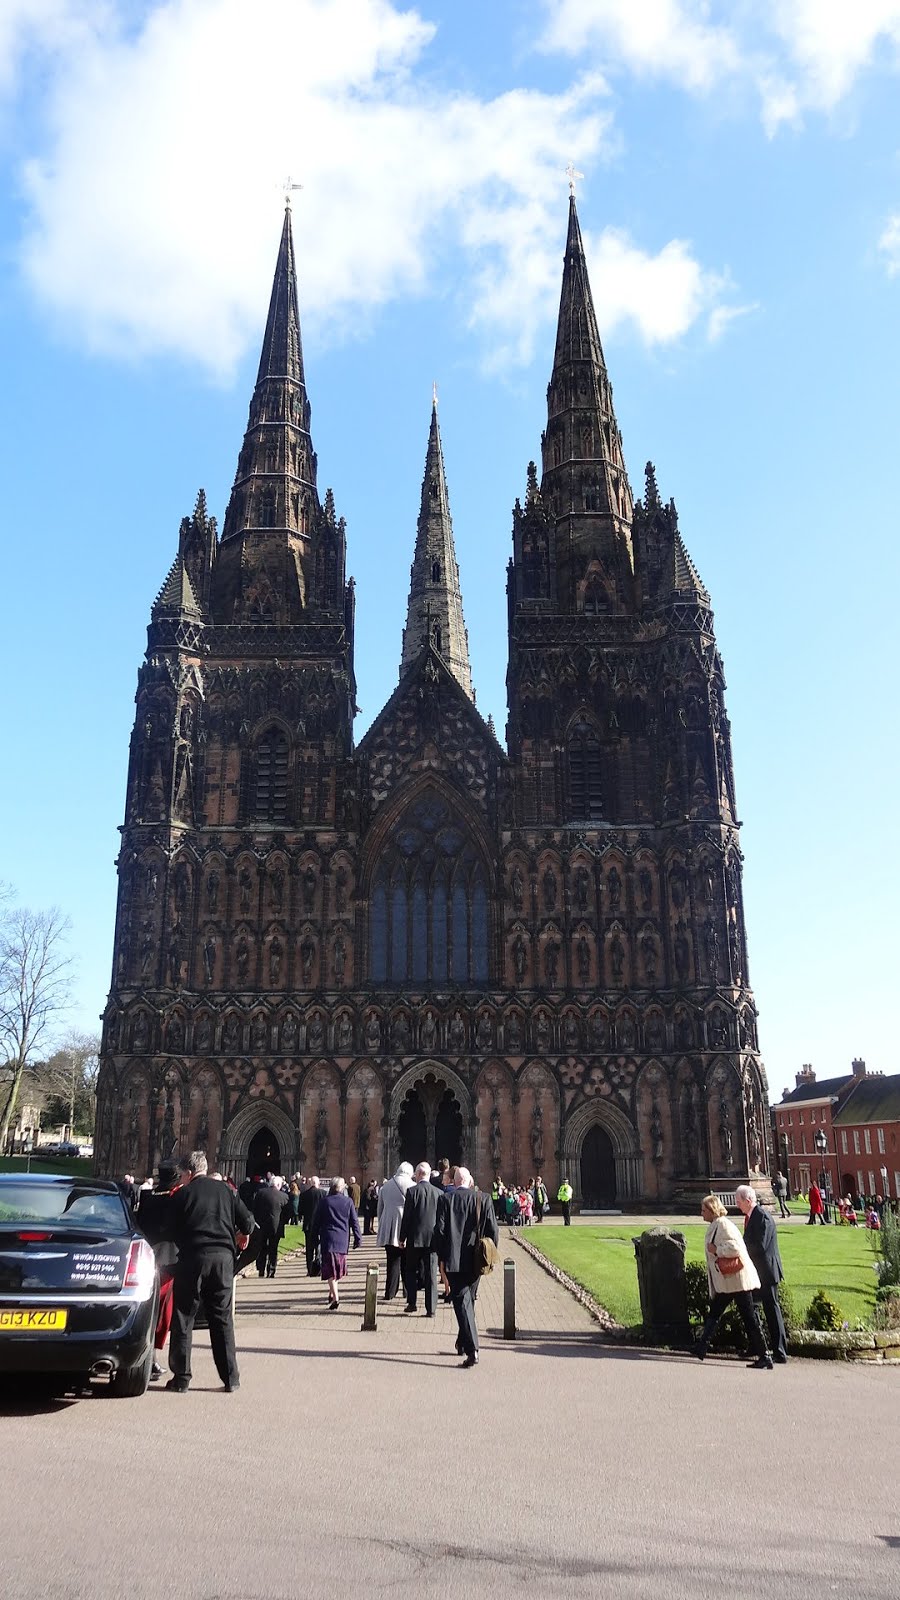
[{"left": 0, "top": 1, "right": 897, "bottom": 1099}]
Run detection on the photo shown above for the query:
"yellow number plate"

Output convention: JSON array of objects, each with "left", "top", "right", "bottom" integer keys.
[{"left": 0, "top": 1309, "right": 68, "bottom": 1331}]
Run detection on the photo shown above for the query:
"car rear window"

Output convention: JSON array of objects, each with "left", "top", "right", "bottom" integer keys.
[{"left": 0, "top": 1184, "right": 129, "bottom": 1232}]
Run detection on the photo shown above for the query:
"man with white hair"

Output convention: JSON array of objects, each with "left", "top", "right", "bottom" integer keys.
[
  {"left": 399, "top": 1161, "right": 442, "bottom": 1316},
  {"left": 252, "top": 1172, "right": 289, "bottom": 1279},
  {"left": 298, "top": 1175, "right": 322, "bottom": 1277},
  {"left": 737, "top": 1183, "right": 788, "bottom": 1364},
  {"left": 377, "top": 1162, "right": 416, "bottom": 1300},
  {"left": 434, "top": 1165, "right": 499, "bottom": 1368}
]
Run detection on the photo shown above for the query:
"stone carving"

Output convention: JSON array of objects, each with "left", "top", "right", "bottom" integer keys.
[
  {"left": 449, "top": 1011, "right": 466, "bottom": 1051},
  {"left": 300, "top": 935, "right": 316, "bottom": 985},
  {"left": 334, "top": 866, "right": 348, "bottom": 914},
  {"left": 302, "top": 865, "right": 316, "bottom": 913},
  {"left": 314, "top": 1106, "right": 328, "bottom": 1170},
  {"left": 673, "top": 926, "right": 690, "bottom": 983},
  {"left": 337, "top": 1013, "right": 353, "bottom": 1053},
  {"left": 607, "top": 867, "right": 622, "bottom": 912},
  {"left": 510, "top": 867, "right": 524, "bottom": 915},
  {"left": 590, "top": 1012, "right": 609, "bottom": 1049},
  {"left": 420, "top": 1010, "right": 438, "bottom": 1051},
  {"left": 576, "top": 936, "right": 591, "bottom": 985},
  {"left": 281, "top": 1012, "right": 298, "bottom": 1051},
  {"left": 195, "top": 1014, "right": 213, "bottom": 1052},
  {"left": 270, "top": 865, "right": 285, "bottom": 914},
  {"left": 574, "top": 866, "right": 590, "bottom": 913},
  {"left": 640, "top": 931, "right": 657, "bottom": 983},
  {"left": 564, "top": 1013, "right": 580, "bottom": 1050},
  {"left": 650, "top": 1103, "right": 664, "bottom": 1163},
  {"left": 356, "top": 1098, "right": 370, "bottom": 1164},
  {"left": 203, "top": 935, "right": 217, "bottom": 986},
  {"left": 223, "top": 1014, "right": 241, "bottom": 1051},
  {"left": 475, "top": 1013, "right": 492, "bottom": 1051},
  {"left": 159, "top": 1099, "right": 177, "bottom": 1161},
  {"left": 392, "top": 1013, "right": 410, "bottom": 1051},
  {"left": 534, "top": 1012, "right": 551, "bottom": 1051},
  {"left": 646, "top": 1013, "right": 665, "bottom": 1052},
  {"left": 250, "top": 1014, "right": 268, "bottom": 1052},
  {"left": 235, "top": 937, "right": 250, "bottom": 985},
  {"left": 133, "top": 1012, "right": 150, "bottom": 1052},
  {"left": 703, "top": 920, "right": 719, "bottom": 980},
  {"left": 166, "top": 1015, "right": 184, "bottom": 1052},
  {"left": 512, "top": 935, "right": 527, "bottom": 984},
  {"left": 609, "top": 934, "right": 625, "bottom": 984},
  {"left": 505, "top": 1012, "right": 523, "bottom": 1052},
  {"left": 719, "top": 1096, "right": 733, "bottom": 1167},
  {"left": 670, "top": 865, "right": 687, "bottom": 909},
  {"left": 238, "top": 866, "right": 254, "bottom": 915},
  {"left": 308, "top": 1014, "right": 325, "bottom": 1053},
  {"left": 675, "top": 1012, "right": 693, "bottom": 1049},
  {"left": 544, "top": 939, "right": 560, "bottom": 986},
  {"left": 542, "top": 866, "right": 557, "bottom": 913},
  {"left": 530, "top": 1102, "right": 544, "bottom": 1165},
  {"left": 489, "top": 1104, "right": 502, "bottom": 1166},
  {"left": 618, "top": 1014, "right": 636, "bottom": 1051},
  {"left": 172, "top": 862, "right": 190, "bottom": 914},
  {"left": 333, "top": 935, "right": 346, "bottom": 985},
  {"left": 205, "top": 870, "right": 219, "bottom": 913},
  {"left": 638, "top": 868, "right": 653, "bottom": 912},
  {"left": 269, "top": 937, "right": 283, "bottom": 987},
  {"left": 364, "top": 1013, "right": 381, "bottom": 1053}
]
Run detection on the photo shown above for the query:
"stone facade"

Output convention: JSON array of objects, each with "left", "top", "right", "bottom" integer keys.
[{"left": 95, "top": 198, "right": 771, "bottom": 1206}]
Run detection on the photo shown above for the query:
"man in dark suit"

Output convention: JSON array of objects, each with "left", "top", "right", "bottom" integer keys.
[
  {"left": 737, "top": 1182, "right": 788, "bottom": 1364},
  {"left": 166, "top": 1151, "right": 255, "bottom": 1393},
  {"left": 252, "top": 1176, "right": 289, "bottom": 1279},
  {"left": 433, "top": 1166, "right": 499, "bottom": 1368},
  {"left": 399, "top": 1161, "right": 442, "bottom": 1317},
  {"left": 297, "top": 1176, "right": 322, "bottom": 1276}
]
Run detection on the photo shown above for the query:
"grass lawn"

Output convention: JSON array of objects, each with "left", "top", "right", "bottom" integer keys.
[
  {"left": 521, "top": 1223, "right": 879, "bottom": 1329},
  {"left": 0, "top": 1156, "right": 94, "bottom": 1178}
]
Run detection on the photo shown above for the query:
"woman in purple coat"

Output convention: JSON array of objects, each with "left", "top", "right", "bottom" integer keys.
[{"left": 311, "top": 1177, "right": 362, "bottom": 1309}]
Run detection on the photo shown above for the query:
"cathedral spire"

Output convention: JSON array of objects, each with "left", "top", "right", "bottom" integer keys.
[
  {"left": 541, "top": 194, "right": 634, "bottom": 610},
  {"left": 212, "top": 207, "right": 339, "bottom": 624},
  {"left": 400, "top": 397, "right": 474, "bottom": 701}
]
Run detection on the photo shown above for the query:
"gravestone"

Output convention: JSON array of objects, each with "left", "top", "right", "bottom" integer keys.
[{"left": 633, "top": 1227, "right": 690, "bottom": 1339}]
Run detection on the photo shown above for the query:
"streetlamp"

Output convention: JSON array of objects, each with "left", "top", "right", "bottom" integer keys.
[
  {"left": 880, "top": 1165, "right": 889, "bottom": 1212},
  {"left": 814, "top": 1129, "right": 831, "bottom": 1224}
]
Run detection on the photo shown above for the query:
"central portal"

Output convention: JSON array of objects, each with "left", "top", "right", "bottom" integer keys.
[
  {"left": 246, "top": 1125, "right": 281, "bottom": 1179},
  {"left": 580, "top": 1123, "right": 616, "bottom": 1207},
  {"left": 397, "top": 1072, "right": 463, "bottom": 1168}
]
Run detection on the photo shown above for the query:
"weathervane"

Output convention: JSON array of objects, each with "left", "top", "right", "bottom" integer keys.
[
  {"left": 566, "top": 163, "right": 584, "bottom": 197},
  {"left": 283, "top": 176, "right": 303, "bottom": 210}
]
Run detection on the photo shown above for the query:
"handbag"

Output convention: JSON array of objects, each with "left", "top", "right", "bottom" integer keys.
[
  {"left": 471, "top": 1192, "right": 499, "bottom": 1278},
  {"left": 713, "top": 1223, "right": 743, "bottom": 1277}
]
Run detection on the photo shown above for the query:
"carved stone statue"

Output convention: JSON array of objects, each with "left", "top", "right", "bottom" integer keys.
[
  {"left": 729, "top": 922, "right": 742, "bottom": 980},
  {"left": 682, "top": 1089, "right": 700, "bottom": 1175},
  {"left": 675, "top": 1012, "right": 693, "bottom": 1049},
  {"left": 638, "top": 867, "right": 653, "bottom": 912},
  {"left": 308, "top": 1014, "right": 325, "bottom": 1053},
  {"left": 270, "top": 865, "right": 285, "bottom": 914},
  {"left": 203, "top": 935, "right": 217, "bottom": 985},
  {"left": 300, "top": 936, "right": 316, "bottom": 984},
  {"left": 420, "top": 1010, "right": 437, "bottom": 1051},
  {"left": 574, "top": 866, "right": 590, "bottom": 913},
  {"left": 489, "top": 1105, "right": 502, "bottom": 1166},
  {"left": 646, "top": 1013, "right": 665, "bottom": 1052},
  {"left": 337, "top": 1013, "right": 353, "bottom": 1053},
  {"left": 670, "top": 866, "right": 687, "bottom": 908},
  {"left": 222, "top": 1014, "right": 241, "bottom": 1051},
  {"left": 673, "top": 927, "right": 690, "bottom": 982},
  {"left": 510, "top": 867, "right": 524, "bottom": 915},
  {"left": 314, "top": 1106, "right": 328, "bottom": 1170},
  {"left": 449, "top": 1011, "right": 466, "bottom": 1051},
  {"left": 618, "top": 1014, "right": 636, "bottom": 1051},
  {"left": 268, "top": 937, "right": 283, "bottom": 987},
  {"left": 196, "top": 1103, "right": 210, "bottom": 1151},
  {"left": 364, "top": 1013, "right": 381, "bottom": 1052},
  {"left": 505, "top": 1012, "right": 523, "bottom": 1052},
  {"left": 392, "top": 1013, "right": 410, "bottom": 1051},
  {"left": 195, "top": 1014, "right": 213, "bottom": 1053},
  {"left": 476, "top": 1013, "right": 492, "bottom": 1051},
  {"left": 703, "top": 920, "right": 719, "bottom": 980},
  {"left": 251, "top": 1013, "right": 268, "bottom": 1051},
  {"left": 719, "top": 1096, "right": 733, "bottom": 1167},
  {"left": 607, "top": 867, "right": 621, "bottom": 912},
  {"left": 172, "top": 862, "right": 190, "bottom": 913},
  {"left": 356, "top": 1099, "right": 370, "bottom": 1164},
  {"left": 238, "top": 866, "right": 254, "bottom": 915},
  {"left": 234, "top": 937, "right": 250, "bottom": 985},
  {"left": 333, "top": 935, "right": 346, "bottom": 985},
  {"left": 650, "top": 1103, "right": 664, "bottom": 1164},
  {"left": 334, "top": 866, "right": 348, "bottom": 914},
  {"left": 609, "top": 934, "right": 625, "bottom": 984},
  {"left": 534, "top": 1012, "right": 551, "bottom": 1051},
  {"left": 576, "top": 936, "right": 591, "bottom": 985},
  {"left": 512, "top": 935, "right": 527, "bottom": 984},
  {"left": 542, "top": 866, "right": 557, "bottom": 913},
  {"left": 281, "top": 1012, "right": 298, "bottom": 1051},
  {"left": 133, "top": 1011, "right": 150, "bottom": 1052},
  {"left": 166, "top": 1015, "right": 184, "bottom": 1053},
  {"left": 159, "top": 1100, "right": 177, "bottom": 1161},
  {"left": 530, "top": 1102, "right": 544, "bottom": 1165},
  {"left": 544, "top": 939, "right": 560, "bottom": 986},
  {"left": 205, "top": 870, "right": 219, "bottom": 913},
  {"left": 302, "top": 865, "right": 316, "bottom": 913},
  {"left": 590, "top": 1012, "right": 609, "bottom": 1049},
  {"left": 640, "top": 931, "right": 657, "bottom": 982}
]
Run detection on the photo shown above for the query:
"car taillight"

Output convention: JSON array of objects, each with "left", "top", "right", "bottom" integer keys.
[
  {"left": 18, "top": 1232, "right": 50, "bottom": 1242},
  {"left": 123, "top": 1238, "right": 155, "bottom": 1293}
]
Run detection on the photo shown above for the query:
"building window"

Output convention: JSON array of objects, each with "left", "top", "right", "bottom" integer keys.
[
  {"left": 568, "top": 722, "right": 603, "bottom": 821},
  {"left": 253, "top": 726, "right": 289, "bottom": 822},
  {"left": 856, "top": 1170, "right": 864, "bottom": 1196},
  {"left": 798, "top": 1112, "right": 804, "bottom": 1125},
  {"left": 894, "top": 1171, "right": 900, "bottom": 1200},
  {"left": 868, "top": 1170, "right": 876, "bottom": 1196},
  {"left": 841, "top": 1131, "right": 848, "bottom": 1155},
  {"left": 864, "top": 1129, "right": 871, "bottom": 1155},
  {"left": 853, "top": 1131, "right": 860, "bottom": 1155},
  {"left": 877, "top": 1128, "right": 886, "bottom": 1154},
  {"left": 368, "top": 791, "right": 491, "bottom": 985}
]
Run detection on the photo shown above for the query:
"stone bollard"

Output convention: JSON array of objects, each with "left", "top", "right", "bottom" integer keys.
[
  {"left": 361, "top": 1263, "right": 379, "bottom": 1332},
  {"left": 503, "top": 1257, "right": 516, "bottom": 1340},
  {"left": 632, "top": 1228, "right": 690, "bottom": 1342}
]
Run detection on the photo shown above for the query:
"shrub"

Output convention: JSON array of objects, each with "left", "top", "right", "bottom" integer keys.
[
  {"left": 682, "top": 1261, "right": 754, "bottom": 1350},
  {"left": 805, "top": 1289, "right": 845, "bottom": 1332},
  {"left": 873, "top": 1287, "right": 900, "bottom": 1332},
  {"left": 777, "top": 1279, "right": 799, "bottom": 1333},
  {"left": 873, "top": 1205, "right": 900, "bottom": 1289}
]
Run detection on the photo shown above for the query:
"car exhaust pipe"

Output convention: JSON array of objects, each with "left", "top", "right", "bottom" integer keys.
[{"left": 90, "top": 1359, "right": 115, "bottom": 1379}]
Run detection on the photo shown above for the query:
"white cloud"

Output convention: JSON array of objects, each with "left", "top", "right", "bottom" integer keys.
[
  {"left": 706, "top": 300, "right": 758, "bottom": 342},
  {"left": 541, "top": 0, "right": 900, "bottom": 131},
  {"left": 0, "top": 0, "right": 107, "bottom": 93},
  {"left": 9, "top": 0, "right": 726, "bottom": 376},
  {"left": 878, "top": 212, "right": 900, "bottom": 273},
  {"left": 586, "top": 227, "right": 725, "bottom": 344}
]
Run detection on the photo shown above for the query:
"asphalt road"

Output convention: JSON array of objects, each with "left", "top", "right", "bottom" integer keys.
[{"left": 1, "top": 1297, "right": 898, "bottom": 1600}]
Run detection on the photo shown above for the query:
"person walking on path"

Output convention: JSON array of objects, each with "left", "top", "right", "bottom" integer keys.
[
  {"left": 772, "top": 1171, "right": 790, "bottom": 1219},
  {"left": 252, "top": 1175, "right": 289, "bottom": 1279},
  {"left": 737, "top": 1183, "right": 788, "bottom": 1363},
  {"left": 136, "top": 1160, "right": 182, "bottom": 1381},
  {"left": 288, "top": 1177, "right": 301, "bottom": 1227},
  {"left": 362, "top": 1179, "right": 379, "bottom": 1235},
  {"left": 808, "top": 1182, "right": 826, "bottom": 1225},
  {"left": 310, "top": 1177, "right": 361, "bottom": 1309},
  {"left": 695, "top": 1194, "right": 771, "bottom": 1369},
  {"left": 532, "top": 1176, "right": 549, "bottom": 1222},
  {"left": 298, "top": 1176, "right": 322, "bottom": 1275},
  {"left": 399, "top": 1161, "right": 442, "bottom": 1316},
  {"left": 347, "top": 1176, "right": 362, "bottom": 1210},
  {"left": 433, "top": 1166, "right": 499, "bottom": 1369},
  {"left": 557, "top": 1178, "right": 573, "bottom": 1225},
  {"left": 377, "top": 1162, "right": 415, "bottom": 1300},
  {"left": 165, "top": 1150, "right": 254, "bottom": 1393}
]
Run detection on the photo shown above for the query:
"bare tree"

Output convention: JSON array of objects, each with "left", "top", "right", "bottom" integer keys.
[
  {"left": 0, "top": 904, "right": 73, "bottom": 1150},
  {"left": 43, "top": 1032, "right": 101, "bottom": 1136}
]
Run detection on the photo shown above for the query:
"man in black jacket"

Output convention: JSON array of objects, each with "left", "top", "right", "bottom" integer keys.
[
  {"left": 433, "top": 1166, "right": 499, "bottom": 1368},
  {"left": 737, "top": 1183, "right": 788, "bottom": 1364},
  {"left": 399, "top": 1162, "right": 442, "bottom": 1317},
  {"left": 297, "top": 1176, "right": 322, "bottom": 1276},
  {"left": 252, "top": 1177, "right": 289, "bottom": 1279},
  {"left": 166, "top": 1152, "right": 255, "bottom": 1393}
]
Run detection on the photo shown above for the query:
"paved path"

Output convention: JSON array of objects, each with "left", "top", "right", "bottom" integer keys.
[{"left": 1, "top": 1232, "right": 898, "bottom": 1600}]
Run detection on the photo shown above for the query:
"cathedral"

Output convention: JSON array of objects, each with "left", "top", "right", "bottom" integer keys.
[{"left": 94, "top": 195, "right": 771, "bottom": 1207}]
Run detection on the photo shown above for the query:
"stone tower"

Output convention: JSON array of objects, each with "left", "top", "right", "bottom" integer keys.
[{"left": 96, "top": 196, "right": 769, "bottom": 1209}]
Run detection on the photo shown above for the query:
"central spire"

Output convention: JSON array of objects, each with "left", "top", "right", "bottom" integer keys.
[
  {"left": 541, "top": 193, "right": 634, "bottom": 611},
  {"left": 400, "top": 398, "right": 474, "bottom": 701}
]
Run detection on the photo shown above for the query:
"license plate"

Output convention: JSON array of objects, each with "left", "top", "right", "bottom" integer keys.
[{"left": 0, "top": 1309, "right": 68, "bottom": 1331}]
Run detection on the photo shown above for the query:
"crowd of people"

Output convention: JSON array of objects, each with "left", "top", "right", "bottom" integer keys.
[{"left": 124, "top": 1153, "right": 502, "bottom": 1390}]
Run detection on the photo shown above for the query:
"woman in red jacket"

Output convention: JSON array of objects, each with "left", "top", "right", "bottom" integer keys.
[{"left": 808, "top": 1182, "right": 825, "bottom": 1224}]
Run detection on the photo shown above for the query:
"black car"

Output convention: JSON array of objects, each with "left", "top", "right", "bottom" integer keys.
[{"left": 0, "top": 1174, "right": 158, "bottom": 1395}]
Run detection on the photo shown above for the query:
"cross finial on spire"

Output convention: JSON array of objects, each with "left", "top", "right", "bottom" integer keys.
[
  {"left": 282, "top": 176, "right": 303, "bottom": 210},
  {"left": 566, "top": 163, "right": 584, "bottom": 197},
  {"left": 432, "top": 380, "right": 438, "bottom": 408}
]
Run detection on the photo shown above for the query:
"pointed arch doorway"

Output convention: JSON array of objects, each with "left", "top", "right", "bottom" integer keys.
[
  {"left": 246, "top": 1125, "right": 281, "bottom": 1178},
  {"left": 580, "top": 1124, "right": 617, "bottom": 1206},
  {"left": 395, "top": 1071, "right": 465, "bottom": 1168}
]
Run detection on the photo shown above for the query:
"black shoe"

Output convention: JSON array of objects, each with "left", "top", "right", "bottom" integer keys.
[
  {"left": 165, "top": 1378, "right": 190, "bottom": 1393},
  {"left": 223, "top": 1380, "right": 240, "bottom": 1392},
  {"left": 773, "top": 1353, "right": 789, "bottom": 1364},
  {"left": 748, "top": 1356, "right": 773, "bottom": 1370},
  {"left": 694, "top": 1340, "right": 707, "bottom": 1362},
  {"left": 403, "top": 1304, "right": 417, "bottom": 1315},
  {"left": 455, "top": 1338, "right": 463, "bottom": 1354},
  {"left": 426, "top": 1311, "right": 435, "bottom": 1318},
  {"left": 460, "top": 1353, "right": 479, "bottom": 1368},
  {"left": 150, "top": 1362, "right": 163, "bottom": 1381}
]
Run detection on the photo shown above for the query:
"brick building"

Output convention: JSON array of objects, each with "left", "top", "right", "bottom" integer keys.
[
  {"left": 772, "top": 1063, "right": 855, "bottom": 1201},
  {"left": 94, "top": 196, "right": 770, "bottom": 1206},
  {"left": 833, "top": 1071, "right": 900, "bottom": 1202}
]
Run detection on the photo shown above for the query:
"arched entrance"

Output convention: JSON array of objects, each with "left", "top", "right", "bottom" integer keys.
[
  {"left": 246, "top": 1125, "right": 281, "bottom": 1178},
  {"left": 580, "top": 1124, "right": 616, "bottom": 1207},
  {"left": 389, "top": 1064, "right": 471, "bottom": 1170}
]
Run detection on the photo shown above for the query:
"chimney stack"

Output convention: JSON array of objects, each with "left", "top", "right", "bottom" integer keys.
[
  {"left": 851, "top": 1058, "right": 866, "bottom": 1079},
  {"left": 795, "top": 1064, "right": 815, "bottom": 1088}
]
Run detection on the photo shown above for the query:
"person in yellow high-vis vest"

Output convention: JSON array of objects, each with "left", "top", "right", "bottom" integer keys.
[{"left": 557, "top": 1179, "right": 573, "bottom": 1225}]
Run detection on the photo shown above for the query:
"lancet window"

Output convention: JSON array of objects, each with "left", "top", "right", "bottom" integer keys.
[
  {"left": 369, "top": 793, "right": 490, "bottom": 985},
  {"left": 568, "top": 721, "right": 604, "bottom": 821}
]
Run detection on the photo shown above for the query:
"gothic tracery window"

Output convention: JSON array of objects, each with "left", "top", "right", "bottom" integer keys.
[
  {"left": 369, "top": 793, "right": 490, "bottom": 985},
  {"left": 253, "top": 726, "right": 290, "bottom": 822},
  {"left": 568, "top": 720, "right": 604, "bottom": 821}
]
